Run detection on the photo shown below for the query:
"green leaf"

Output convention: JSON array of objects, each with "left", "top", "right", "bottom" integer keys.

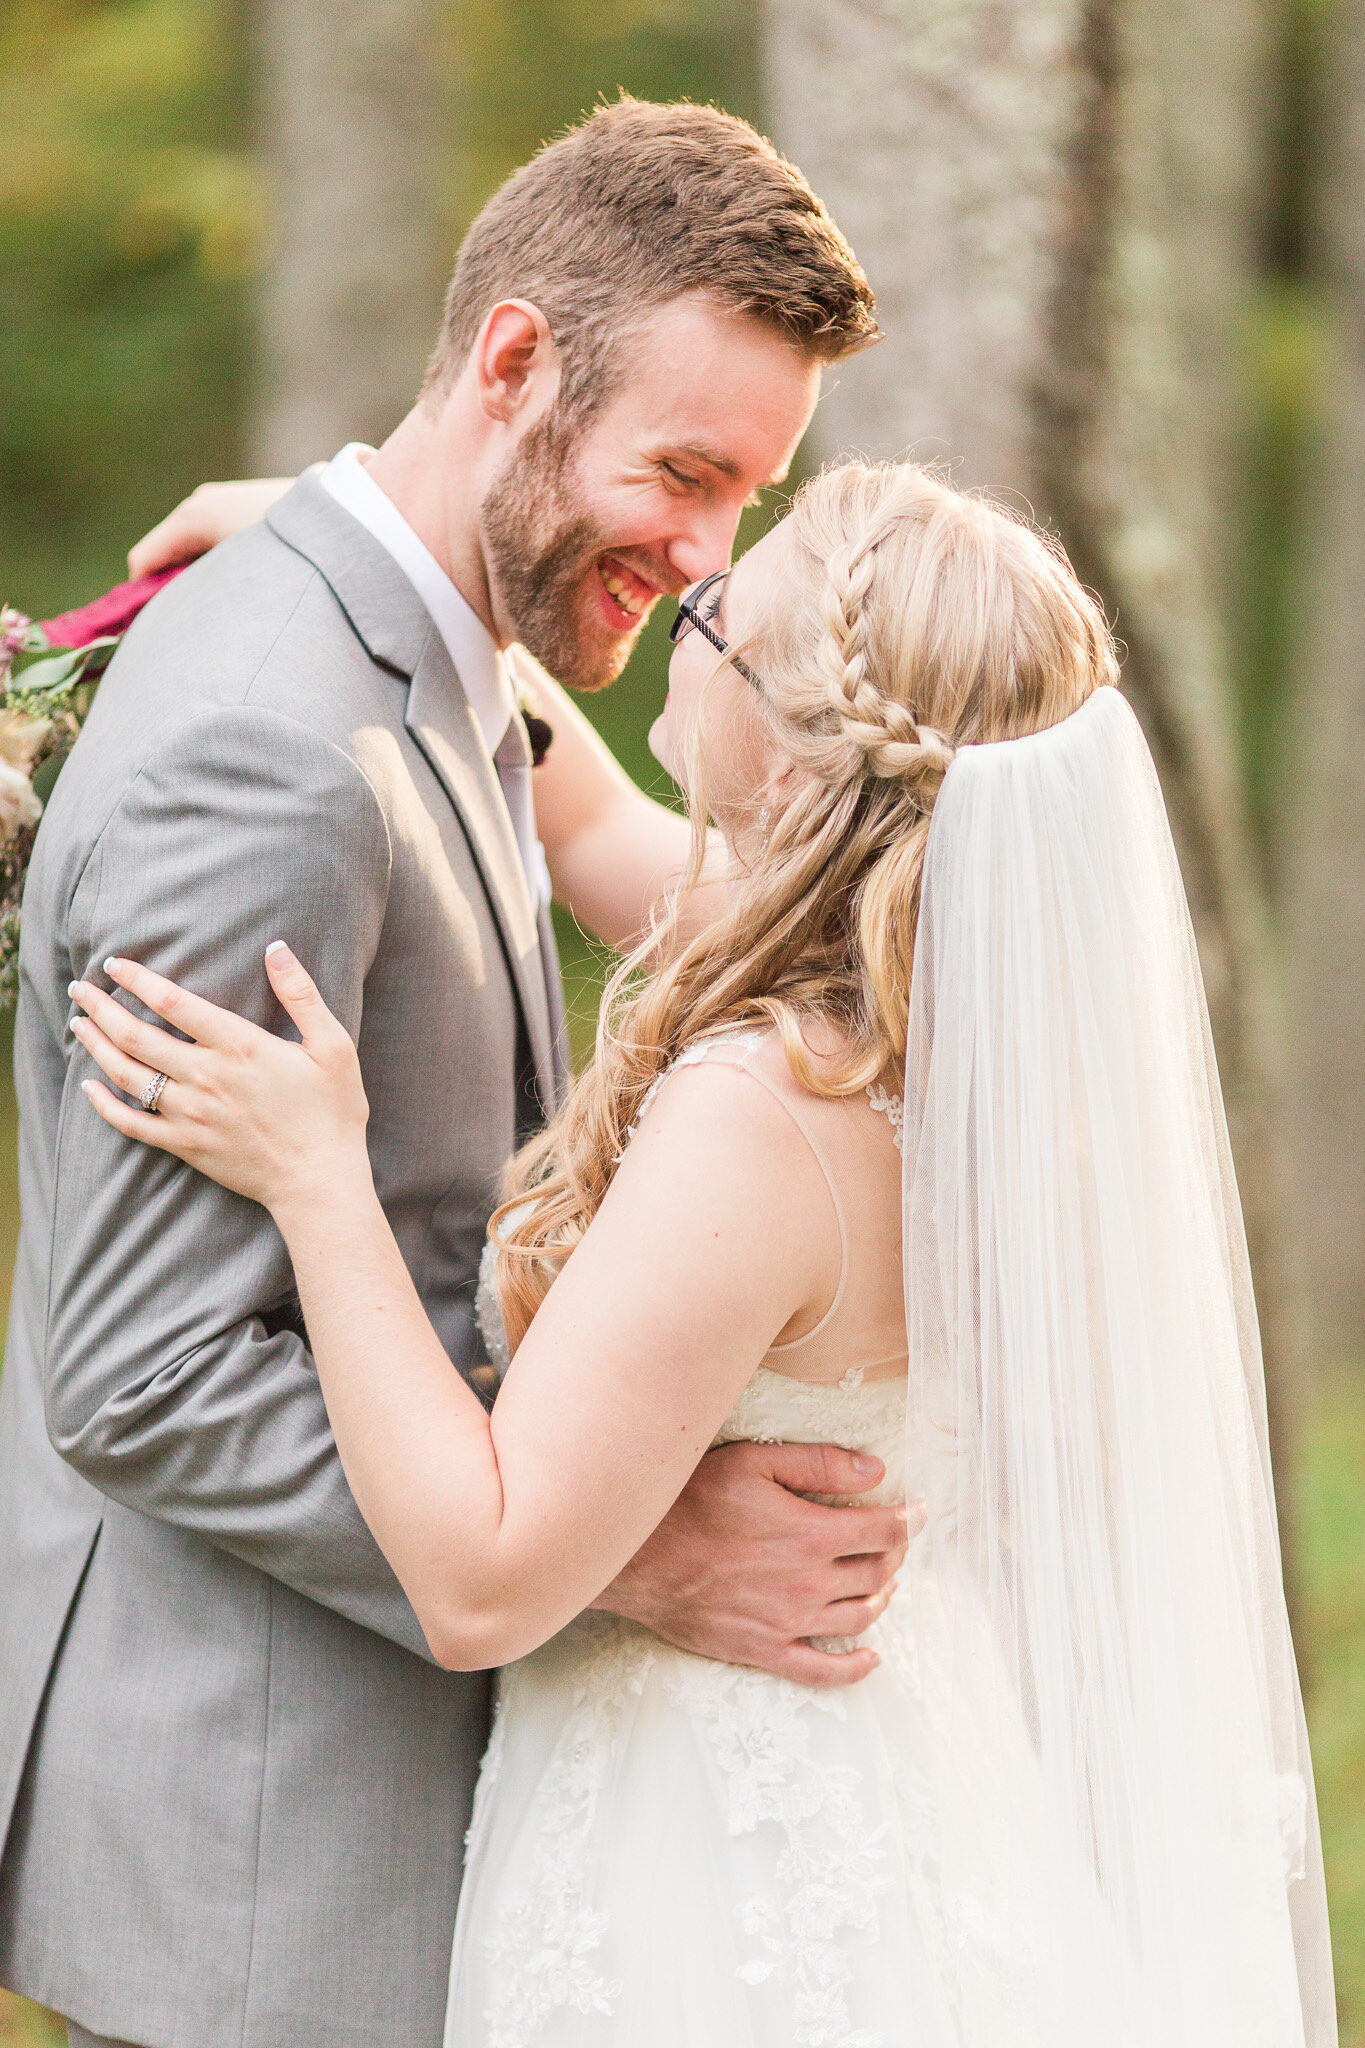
[
  {"left": 73, "top": 636, "right": 120, "bottom": 680},
  {"left": 8, "top": 648, "right": 83, "bottom": 694}
]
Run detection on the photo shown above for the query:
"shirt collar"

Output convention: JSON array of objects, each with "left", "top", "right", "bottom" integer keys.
[{"left": 319, "top": 443, "right": 514, "bottom": 756}]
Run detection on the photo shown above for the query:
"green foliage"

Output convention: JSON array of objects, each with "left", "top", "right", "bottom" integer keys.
[
  {"left": 1233, "top": 0, "right": 1338, "bottom": 869},
  {"left": 445, "top": 0, "right": 761, "bottom": 231},
  {"left": 0, "top": 1987, "right": 63, "bottom": 2046},
  {"left": 0, "top": 0, "right": 767, "bottom": 895},
  {"left": 0, "top": 0, "right": 252, "bottom": 619},
  {"left": 0, "top": 0, "right": 759, "bottom": 624},
  {"left": 1238, "top": 277, "right": 1329, "bottom": 856},
  {"left": 1301, "top": 1375, "right": 1365, "bottom": 2047}
]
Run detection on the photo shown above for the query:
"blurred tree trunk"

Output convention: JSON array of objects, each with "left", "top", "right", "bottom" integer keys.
[
  {"left": 251, "top": 0, "right": 440, "bottom": 470},
  {"left": 1285, "top": 0, "right": 1365, "bottom": 1373},
  {"left": 766, "top": 0, "right": 1304, "bottom": 1595}
]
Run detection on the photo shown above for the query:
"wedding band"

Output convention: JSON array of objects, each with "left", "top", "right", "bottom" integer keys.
[{"left": 139, "top": 1071, "right": 169, "bottom": 1115}]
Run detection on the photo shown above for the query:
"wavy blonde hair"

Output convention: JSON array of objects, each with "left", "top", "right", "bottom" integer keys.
[{"left": 493, "top": 460, "right": 1119, "bottom": 1348}]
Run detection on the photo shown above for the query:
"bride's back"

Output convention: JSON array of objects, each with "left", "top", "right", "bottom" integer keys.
[{"left": 658, "top": 1025, "right": 908, "bottom": 1390}]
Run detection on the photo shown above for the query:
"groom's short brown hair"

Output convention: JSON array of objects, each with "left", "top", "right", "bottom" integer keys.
[{"left": 423, "top": 98, "right": 879, "bottom": 415}]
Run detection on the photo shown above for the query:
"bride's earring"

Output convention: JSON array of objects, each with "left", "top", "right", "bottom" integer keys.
[{"left": 758, "top": 806, "right": 771, "bottom": 834}]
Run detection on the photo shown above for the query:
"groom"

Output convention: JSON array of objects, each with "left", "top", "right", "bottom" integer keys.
[{"left": 0, "top": 100, "right": 906, "bottom": 2048}]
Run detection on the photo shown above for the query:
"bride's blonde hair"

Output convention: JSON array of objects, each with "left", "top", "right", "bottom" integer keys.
[{"left": 494, "top": 460, "right": 1118, "bottom": 1348}]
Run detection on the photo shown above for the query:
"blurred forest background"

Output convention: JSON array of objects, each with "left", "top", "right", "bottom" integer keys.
[{"left": 2, "top": 0, "right": 1364, "bottom": 2039}]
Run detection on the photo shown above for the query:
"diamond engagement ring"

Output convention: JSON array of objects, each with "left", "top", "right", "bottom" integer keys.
[{"left": 139, "top": 1071, "right": 169, "bottom": 1115}]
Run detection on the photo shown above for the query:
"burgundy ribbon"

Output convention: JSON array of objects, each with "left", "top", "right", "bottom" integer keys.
[{"left": 41, "top": 564, "right": 189, "bottom": 649}]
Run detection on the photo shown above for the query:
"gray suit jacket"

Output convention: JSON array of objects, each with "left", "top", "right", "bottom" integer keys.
[{"left": 0, "top": 475, "right": 563, "bottom": 2048}]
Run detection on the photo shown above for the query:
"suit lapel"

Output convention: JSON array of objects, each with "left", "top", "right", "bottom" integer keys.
[
  {"left": 267, "top": 474, "right": 558, "bottom": 1115},
  {"left": 404, "top": 631, "right": 556, "bottom": 1109}
]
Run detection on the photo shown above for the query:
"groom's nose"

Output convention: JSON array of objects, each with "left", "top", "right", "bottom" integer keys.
[{"left": 663, "top": 499, "right": 746, "bottom": 589}]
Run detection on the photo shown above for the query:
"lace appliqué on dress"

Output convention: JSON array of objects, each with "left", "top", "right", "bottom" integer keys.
[
  {"left": 475, "top": 1238, "right": 511, "bottom": 1383},
  {"left": 479, "top": 1618, "right": 657, "bottom": 2048},
  {"left": 664, "top": 1657, "right": 891, "bottom": 2048},
  {"left": 717, "top": 1370, "right": 907, "bottom": 1500},
  {"left": 616, "top": 1030, "right": 767, "bottom": 1158},
  {"left": 865, "top": 1084, "right": 905, "bottom": 1154}
]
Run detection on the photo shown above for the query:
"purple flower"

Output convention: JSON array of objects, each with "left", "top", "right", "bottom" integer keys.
[{"left": 0, "top": 607, "right": 32, "bottom": 665}]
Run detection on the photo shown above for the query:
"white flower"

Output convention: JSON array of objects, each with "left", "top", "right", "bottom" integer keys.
[
  {"left": 0, "top": 608, "right": 30, "bottom": 662},
  {"left": 0, "top": 758, "right": 43, "bottom": 844},
  {"left": 0, "top": 708, "right": 51, "bottom": 774}
]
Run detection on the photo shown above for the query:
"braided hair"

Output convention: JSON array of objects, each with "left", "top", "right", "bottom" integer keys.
[{"left": 815, "top": 523, "right": 956, "bottom": 800}]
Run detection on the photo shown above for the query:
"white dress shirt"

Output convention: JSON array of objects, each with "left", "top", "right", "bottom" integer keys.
[{"left": 319, "top": 444, "right": 550, "bottom": 909}]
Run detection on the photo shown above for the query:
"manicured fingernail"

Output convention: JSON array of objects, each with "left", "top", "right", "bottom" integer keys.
[
  {"left": 80, "top": 1079, "right": 95, "bottom": 1097},
  {"left": 852, "top": 1454, "right": 880, "bottom": 1475},
  {"left": 67, "top": 981, "right": 81, "bottom": 999},
  {"left": 265, "top": 940, "right": 288, "bottom": 957},
  {"left": 70, "top": 1017, "right": 86, "bottom": 1035},
  {"left": 103, "top": 957, "right": 121, "bottom": 975}
]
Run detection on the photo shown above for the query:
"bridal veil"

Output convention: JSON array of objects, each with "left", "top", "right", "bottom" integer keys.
[{"left": 901, "top": 684, "right": 1336, "bottom": 2044}]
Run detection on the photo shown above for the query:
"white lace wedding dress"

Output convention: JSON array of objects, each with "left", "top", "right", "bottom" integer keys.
[
  {"left": 443, "top": 1033, "right": 1036, "bottom": 2048},
  {"left": 442, "top": 694, "right": 1337, "bottom": 2047}
]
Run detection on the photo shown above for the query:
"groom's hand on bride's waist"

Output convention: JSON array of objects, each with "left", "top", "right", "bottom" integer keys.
[{"left": 589, "top": 1441, "right": 922, "bottom": 1689}]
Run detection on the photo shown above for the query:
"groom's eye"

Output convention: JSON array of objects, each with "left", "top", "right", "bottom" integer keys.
[{"left": 661, "top": 462, "right": 702, "bottom": 492}]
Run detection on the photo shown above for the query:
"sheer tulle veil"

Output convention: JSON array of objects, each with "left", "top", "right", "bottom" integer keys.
[{"left": 900, "top": 684, "right": 1336, "bottom": 2044}]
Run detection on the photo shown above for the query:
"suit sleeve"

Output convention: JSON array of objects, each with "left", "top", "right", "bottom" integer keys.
[{"left": 43, "top": 702, "right": 436, "bottom": 1660}]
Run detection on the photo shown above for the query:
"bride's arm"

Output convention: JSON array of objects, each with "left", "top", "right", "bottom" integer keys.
[
  {"left": 70, "top": 948, "right": 841, "bottom": 1672},
  {"left": 511, "top": 647, "right": 725, "bottom": 947},
  {"left": 127, "top": 479, "right": 297, "bottom": 576}
]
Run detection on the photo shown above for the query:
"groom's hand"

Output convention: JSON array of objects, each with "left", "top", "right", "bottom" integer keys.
[{"left": 591, "top": 1440, "right": 920, "bottom": 1688}]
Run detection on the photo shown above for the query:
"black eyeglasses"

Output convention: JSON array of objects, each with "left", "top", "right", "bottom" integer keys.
[{"left": 669, "top": 571, "right": 761, "bottom": 687}]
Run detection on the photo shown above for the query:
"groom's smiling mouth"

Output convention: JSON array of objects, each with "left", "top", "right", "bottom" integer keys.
[{"left": 596, "top": 556, "right": 662, "bottom": 630}]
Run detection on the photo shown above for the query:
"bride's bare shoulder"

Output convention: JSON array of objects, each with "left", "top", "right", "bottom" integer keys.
[
  {"left": 626, "top": 1018, "right": 888, "bottom": 1174},
  {"left": 620, "top": 1027, "right": 833, "bottom": 1193},
  {"left": 716, "top": 1017, "right": 893, "bottom": 1125}
]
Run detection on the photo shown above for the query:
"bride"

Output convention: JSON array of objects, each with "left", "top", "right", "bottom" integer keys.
[{"left": 67, "top": 461, "right": 1335, "bottom": 2045}]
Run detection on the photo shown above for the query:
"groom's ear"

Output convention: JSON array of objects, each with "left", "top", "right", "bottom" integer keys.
[{"left": 476, "top": 300, "right": 559, "bottom": 424}]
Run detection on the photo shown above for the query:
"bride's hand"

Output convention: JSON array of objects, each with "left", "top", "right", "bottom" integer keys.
[
  {"left": 127, "top": 478, "right": 297, "bottom": 578},
  {"left": 69, "top": 945, "right": 371, "bottom": 1214}
]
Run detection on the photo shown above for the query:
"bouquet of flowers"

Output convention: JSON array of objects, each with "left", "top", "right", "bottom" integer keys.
[{"left": 0, "top": 569, "right": 183, "bottom": 1003}]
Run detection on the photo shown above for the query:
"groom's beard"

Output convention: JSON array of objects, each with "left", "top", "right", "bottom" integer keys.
[{"left": 480, "top": 417, "right": 652, "bottom": 693}]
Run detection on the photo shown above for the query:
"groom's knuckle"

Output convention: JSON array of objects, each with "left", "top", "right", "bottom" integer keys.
[
  {"left": 781, "top": 1593, "right": 815, "bottom": 1634},
  {"left": 800, "top": 1444, "right": 845, "bottom": 1492},
  {"left": 779, "top": 1591, "right": 807, "bottom": 1631},
  {"left": 791, "top": 1652, "right": 837, "bottom": 1690},
  {"left": 851, "top": 1509, "right": 894, "bottom": 1555},
  {"left": 796, "top": 1520, "right": 834, "bottom": 1562}
]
